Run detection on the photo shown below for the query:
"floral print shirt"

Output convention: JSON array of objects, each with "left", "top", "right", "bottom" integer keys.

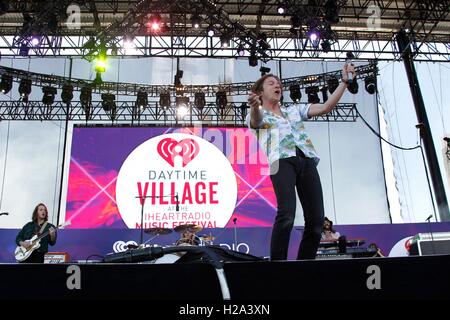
[{"left": 246, "top": 103, "right": 320, "bottom": 165}]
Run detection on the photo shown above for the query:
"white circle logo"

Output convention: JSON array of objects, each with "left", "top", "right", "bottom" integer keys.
[{"left": 116, "top": 133, "right": 238, "bottom": 229}]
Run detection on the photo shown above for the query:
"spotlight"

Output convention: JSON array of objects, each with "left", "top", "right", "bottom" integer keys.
[
  {"left": 95, "top": 51, "right": 107, "bottom": 73},
  {"left": 260, "top": 66, "right": 271, "bottom": 76},
  {"left": 220, "top": 33, "right": 231, "bottom": 48},
  {"left": 347, "top": 79, "right": 359, "bottom": 94},
  {"left": 176, "top": 96, "right": 189, "bottom": 108},
  {"left": 80, "top": 86, "right": 92, "bottom": 111},
  {"left": 148, "top": 14, "right": 162, "bottom": 33},
  {"left": 42, "top": 86, "right": 57, "bottom": 105},
  {"left": 61, "top": 84, "right": 74, "bottom": 104},
  {"left": 0, "top": 74, "right": 13, "bottom": 94},
  {"left": 321, "top": 40, "right": 332, "bottom": 53},
  {"left": 364, "top": 76, "right": 376, "bottom": 94},
  {"left": 93, "top": 72, "right": 103, "bottom": 85},
  {"left": 216, "top": 90, "right": 227, "bottom": 109},
  {"left": 18, "top": 78, "right": 32, "bottom": 98},
  {"left": 136, "top": 90, "right": 148, "bottom": 109},
  {"left": 289, "top": 84, "right": 301, "bottom": 103},
  {"left": 190, "top": 14, "right": 201, "bottom": 29},
  {"left": 327, "top": 76, "right": 339, "bottom": 94},
  {"left": 237, "top": 44, "right": 245, "bottom": 57},
  {"left": 207, "top": 25, "right": 215, "bottom": 37},
  {"left": 101, "top": 93, "right": 116, "bottom": 112},
  {"left": 194, "top": 92, "right": 206, "bottom": 110},
  {"left": 174, "top": 69, "right": 183, "bottom": 87},
  {"left": 277, "top": 2, "right": 286, "bottom": 15},
  {"left": 305, "top": 86, "right": 320, "bottom": 104},
  {"left": 0, "top": 1, "right": 9, "bottom": 15},
  {"left": 248, "top": 50, "right": 258, "bottom": 67},
  {"left": 159, "top": 92, "right": 171, "bottom": 108},
  {"left": 19, "top": 43, "right": 29, "bottom": 56}
]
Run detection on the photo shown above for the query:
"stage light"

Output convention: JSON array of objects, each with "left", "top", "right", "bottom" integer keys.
[
  {"left": 364, "top": 76, "right": 376, "bottom": 94},
  {"left": 101, "top": 93, "right": 116, "bottom": 112},
  {"left": 289, "top": 84, "right": 301, "bottom": 103},
  {"left": 327, "top": 76, "right": 339, "bottom": 94},
  {"left": 237, "top": 44, "right": 245, "bottom": 57},
  {"left": 136, "top": 90, "right": 148, "bottom": 109},
  {"left": 277, "top": 2, "right": 286, "bottom": 15},
  {"left": 260, "top": 66, "right": 271, "bottom": 76},
  {"left": 95, "top": 51, "right": 107, "bottom": 73},
  {"left": 0, "top": 74, "right": 13, "bottom": 94},
  {"left": 347, "top": 79, "right": 359, "bottom": 94},
  {"left": 194, "top": 92, "right": 206, "bottom": 110},
  {"left": 19, "top": 43, "right": 29, "bottom": 56},
  {"left": 18, "top": 78, "right": 32, "bottom": 98},
  {"left": 305, "top": 86, "right": 320, "bottom": 104},
  {"left": 176, "top": 96, "right": 189, "bottom": 108},
  {"left": 309, "top": 31, "right": 319, "bottom": 42},
  {"left": 190, "top": 14, "right": 201, "bottom": 29},
  {"left": 159, "top": 92, "right": 171, "bottom": 109},
  {"left": 248, "top": 50, "right": 258, "bottom": 67},
  {"left": 207, "top": 26, "right": 215, "bottom": 37},
  {"left": 80, "top": 86, "right": 92, "bottom": 109},
  {"left": 174, "top": 69, "right": 183, "bottom": 87},
  {"left": 0, "top": 1, "right": 9, "bottom": 15},
  {"left": 220, "top": 34, "right": 230, "bottom": 48},
  {"left": 321, "top": 40, "right": 331, "bottom": 53},
  {"left": 42, "top": 86, "right": 57, "bottom": 105},
  {"left": 61, "top": 84, "right": 74, "bottom": 104},
  {"left": 31, "top": 37, "right": 41, "bottom": 47},
  {"left": 216, "top": 90, "right": 227, "bottom": 109},
  {"left": 177, "top": 105, "right": 189, "bottom": 118},
  {"left": 148, "top": 14, "right": 162, "bottom": 33}
]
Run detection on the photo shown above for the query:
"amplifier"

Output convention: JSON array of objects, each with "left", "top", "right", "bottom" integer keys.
[
  {"left": 44, "top": 252, "right": 70, "bottom": 263},
  {"left": 410, "top": 232, "right": 450, "bottom": 255}
]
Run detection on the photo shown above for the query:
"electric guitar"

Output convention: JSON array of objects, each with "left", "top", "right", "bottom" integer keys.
[{"left": 14, "top": 221, "right": 70, "bottom": 262}]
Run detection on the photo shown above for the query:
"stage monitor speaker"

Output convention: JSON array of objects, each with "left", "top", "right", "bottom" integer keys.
[{"left": 410, "top": 232, "right": 450, "bottom": 255}]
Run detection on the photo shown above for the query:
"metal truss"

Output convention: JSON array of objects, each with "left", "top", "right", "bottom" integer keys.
[
  {"left": 0, "top": 0, "right": 448, "bottom": 61},
  {"left": 0, "top": 63, "right": 377, "bottom": 97},
  {"left": 0, "top": 101, "right": 358, "bottom": 124}
]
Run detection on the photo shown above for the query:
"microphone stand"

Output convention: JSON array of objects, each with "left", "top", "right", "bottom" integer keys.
[
  {"left": 233, "top": 217, "right": 237, "bottom": 251},
  {"left": 135, "top": 193, "right": 178, "bottom": 247},
  {"left": 425, "top": 215, "right": 436, "bottom": 255}
]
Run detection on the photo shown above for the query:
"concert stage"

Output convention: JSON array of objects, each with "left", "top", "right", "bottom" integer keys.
[{"left": 1, "top": 254, "right": 449, "bottom": 301}]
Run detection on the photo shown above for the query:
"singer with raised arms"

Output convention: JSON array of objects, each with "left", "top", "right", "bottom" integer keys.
[{"left": 246, "top": 62, "right": 355, "bottom": 260}]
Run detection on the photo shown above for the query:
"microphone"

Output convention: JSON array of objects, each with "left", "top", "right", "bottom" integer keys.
[
  {"left": 233, "top": 217, "right": 237, "bottom": 224},
  {"left": 345, "top": 52, "right": 355, "bottom": 84},
  {"left": 0, "top": 212, "right": 8, "bottom": 216},
  {"left": 175, "top": 193, "right": 179, "bottom": 212},
  {"left": 425, "top": 214, "right": 433, "bottom": 221}
]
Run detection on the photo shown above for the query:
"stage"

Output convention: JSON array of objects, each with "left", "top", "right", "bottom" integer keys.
[{"left": 1, "top": 254, "right": 450, "bottom": 301}]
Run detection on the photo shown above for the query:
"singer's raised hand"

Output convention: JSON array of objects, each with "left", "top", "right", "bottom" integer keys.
[{"left": 342, "top": 63, "right": 356, "bottom": 83}]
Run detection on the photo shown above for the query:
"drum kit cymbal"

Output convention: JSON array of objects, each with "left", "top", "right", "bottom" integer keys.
[{"left": 143, "top": 224, "right": 215, "bottom": 246}]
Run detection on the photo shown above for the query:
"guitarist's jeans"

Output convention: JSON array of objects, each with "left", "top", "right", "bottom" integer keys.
[
  {"left": 20, "top": 251, "right": 45, "bottom": 263},
  {"left": 269, "top": 148, "right": 325, "bottom": 261}
]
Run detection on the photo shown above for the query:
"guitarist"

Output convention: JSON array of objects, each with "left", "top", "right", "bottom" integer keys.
[{"left": 15, "top": 203, "right": 57, "bottom": 263}]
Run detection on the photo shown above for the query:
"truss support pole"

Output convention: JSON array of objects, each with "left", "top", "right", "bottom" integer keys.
[{"left": 396, "top": 30, "right": 450, "bottom": 221}]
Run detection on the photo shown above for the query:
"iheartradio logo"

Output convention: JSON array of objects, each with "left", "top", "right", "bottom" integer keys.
[{"left": 157, "top": 138, "right": 199, "bottom": 167}]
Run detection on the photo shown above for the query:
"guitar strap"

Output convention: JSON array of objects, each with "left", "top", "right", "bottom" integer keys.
[{"left": 38, "top": 222, "right": 48, "bottom": 235}]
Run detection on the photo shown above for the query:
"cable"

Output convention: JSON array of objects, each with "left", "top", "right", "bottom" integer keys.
[{"left": 355, "top": 106, "right": 420, "bottom": 151}]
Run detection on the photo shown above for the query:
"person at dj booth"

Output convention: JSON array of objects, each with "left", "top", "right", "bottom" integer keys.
[{"left": 321, "top": 217, "right": 340, "bottom": 241}]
